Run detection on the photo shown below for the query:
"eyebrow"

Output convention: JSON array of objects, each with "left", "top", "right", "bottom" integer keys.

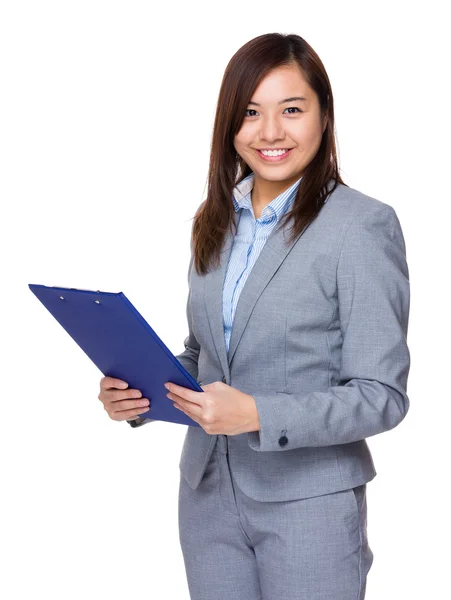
[{"left": 248, "top": 96, "right": 307, "bottom": 106}]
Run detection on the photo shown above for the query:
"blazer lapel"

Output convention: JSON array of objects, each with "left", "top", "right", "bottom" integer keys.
[
  {"left": 204, "top": 212, "right": 301, "bottom": 379},
  {"left": 203, "top": 213, "right": 238, "bottom": 383},
  {"left": 227, "top": 222, "right": 300, "bottom": 367}
]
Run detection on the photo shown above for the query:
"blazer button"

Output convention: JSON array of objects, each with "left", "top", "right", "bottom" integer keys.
[
  {"left": 221, "top": 376, "right": 226, "bottom": 383},
  {"left": 278, "top": 435, "right": 288, "bottom": 447}
]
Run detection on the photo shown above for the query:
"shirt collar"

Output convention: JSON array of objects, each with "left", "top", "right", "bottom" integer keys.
[{"left": 232, "top": 172, "right": 302, "bottom": 223}]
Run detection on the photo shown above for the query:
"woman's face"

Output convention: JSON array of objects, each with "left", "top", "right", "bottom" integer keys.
[{"left": 234, "top": 64, "right": 327, "bottom": 188}]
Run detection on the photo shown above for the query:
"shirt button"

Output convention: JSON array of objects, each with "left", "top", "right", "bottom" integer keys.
[
  {"left": 221, "top": 376, "right": 226, "bottom": 383},
  {"left": 278, "top": 435, "right": 288, "bottom": 447}
]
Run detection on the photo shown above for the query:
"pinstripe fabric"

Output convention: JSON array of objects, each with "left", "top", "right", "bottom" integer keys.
[{"left": 223, "top": 173, "right": 302, "bottom": 353}]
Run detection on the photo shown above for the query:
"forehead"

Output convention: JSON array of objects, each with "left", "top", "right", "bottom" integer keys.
[{"left": 250, "top": 65, "right": 311, "bottom": 103}]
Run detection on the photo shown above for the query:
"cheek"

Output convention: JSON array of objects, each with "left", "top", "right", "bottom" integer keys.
[
  {"left": 234, "top": 137, "right": 247, "bottom": 152},
  {"left": 235, "top": 125, "right": 254, "bottom": 147},
  {"left": 235, "top": 138, "right": 254, "bottom": 162},
  {"left": 293, "top": 125, "right": 323, "bottom": 151}
]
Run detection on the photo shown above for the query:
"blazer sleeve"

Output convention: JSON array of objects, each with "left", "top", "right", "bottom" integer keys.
[{"left": 247, "top": 203, "right": 411, "bottom": 451}]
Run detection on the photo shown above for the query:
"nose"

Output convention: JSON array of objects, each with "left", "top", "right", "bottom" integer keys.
[{"left": 259, "top": 115, "right": 285, "bottom": 143}]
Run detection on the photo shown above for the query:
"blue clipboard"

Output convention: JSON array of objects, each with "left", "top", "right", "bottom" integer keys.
[{"left": 28, "top": 284, "right": 202, "bottom": 427}]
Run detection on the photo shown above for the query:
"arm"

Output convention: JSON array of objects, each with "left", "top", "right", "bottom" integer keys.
[{"left": 247, "top": 203, "right": 411, "bottom": 451}]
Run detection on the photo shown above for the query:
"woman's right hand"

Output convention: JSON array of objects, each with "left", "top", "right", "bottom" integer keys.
[{"left": 98, "top": 376, "right": 152, "bottom": 422}]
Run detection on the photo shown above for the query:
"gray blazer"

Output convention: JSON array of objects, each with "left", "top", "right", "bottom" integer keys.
[{"left": 175, "top": 180, "right": 410, "bottom": 501}]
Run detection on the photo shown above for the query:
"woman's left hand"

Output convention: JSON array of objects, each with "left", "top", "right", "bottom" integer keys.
[{"left": 164, "top": 381, "right": 260, "bottom": 436}]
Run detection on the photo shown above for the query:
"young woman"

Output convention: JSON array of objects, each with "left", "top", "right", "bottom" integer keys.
[{"left": 99, "top": 32, "right": 410, "bottom": 600}]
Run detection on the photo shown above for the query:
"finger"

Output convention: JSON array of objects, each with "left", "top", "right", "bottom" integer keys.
[
  {"left": 110, "top": 406, "right": 151, "bottom": 421},
  {"left": 166, "top": 383, "right": 201, "bottom": 405},
  {"left": 102, "top": 376, "right": 129, "bottom": 390},
  {"left": 170, "top": 395, "right": 202, "bottom": 420},
  {"left": 99, "top": 389, "right": 142, "bottom": 407},
  {"left": 111, "top": 398, "right": 150, "bottom": 413},
  {"left": 168, "top": 390, "right": 202, "bottom": 411},
  {"left": 167, "top": 392, "right": 193, "bottom": 407},
  {"left": 173, "top": 402, "right": 200, "bottom": 424},
  {"left": 109, "top": 388, "right": 143, "bottom": 402}
]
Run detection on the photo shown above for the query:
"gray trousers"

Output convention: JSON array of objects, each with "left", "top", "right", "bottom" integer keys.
[{"left": 178, "top": 435, "right": 373, "bottom": 600}]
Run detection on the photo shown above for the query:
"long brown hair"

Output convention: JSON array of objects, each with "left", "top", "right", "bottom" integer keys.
[{"left": 192, "top": 32, "right": 347, "bottom": 275}]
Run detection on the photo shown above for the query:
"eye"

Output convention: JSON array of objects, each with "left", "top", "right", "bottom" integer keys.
[{"left": 244, "top": 107, "right": 303, "bottom": 117}]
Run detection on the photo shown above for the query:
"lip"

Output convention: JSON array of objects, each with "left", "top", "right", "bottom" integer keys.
[{"left": 255, "top": 148, "right": 293, "bottom": 162}]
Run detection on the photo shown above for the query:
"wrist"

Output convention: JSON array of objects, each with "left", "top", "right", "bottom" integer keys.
[{"left": 246, "top": 394, "right": 260, "bottom": 433}]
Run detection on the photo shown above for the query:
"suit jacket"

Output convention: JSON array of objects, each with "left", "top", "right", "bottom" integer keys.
[{"left": 175, "top": 180, "right": 410, "bottom": 501}]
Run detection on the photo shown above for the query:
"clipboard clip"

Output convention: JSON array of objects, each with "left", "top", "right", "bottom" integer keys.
[{"left": 58, "top": 288, "right": 102, "bottom": 303}]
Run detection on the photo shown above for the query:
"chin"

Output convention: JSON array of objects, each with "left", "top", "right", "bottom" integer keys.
[{"left": 253, "top": 169, "right": 297, "bottom": 181}]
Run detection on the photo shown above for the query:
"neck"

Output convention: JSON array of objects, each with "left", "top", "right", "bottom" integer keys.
[{"left": 251, "top": 173, "right": 301, "bottom": 214}]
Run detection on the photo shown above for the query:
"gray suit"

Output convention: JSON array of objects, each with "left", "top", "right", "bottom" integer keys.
[{"left": 175, "top": 180, "right": 410, "bottom": 599}]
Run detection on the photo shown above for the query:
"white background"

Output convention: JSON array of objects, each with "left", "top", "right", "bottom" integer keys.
[{"left": 1, "top": 1, "right": 449, "bottom": 598}]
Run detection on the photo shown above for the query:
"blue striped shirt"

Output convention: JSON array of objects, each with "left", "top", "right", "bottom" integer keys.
[{"left": 223, "top": 172, "right": 302, "bottom": 352}]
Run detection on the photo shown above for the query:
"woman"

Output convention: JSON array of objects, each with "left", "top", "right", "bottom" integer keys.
[{"left": 99, "top": 33, "right": 410, "bottom": 600}]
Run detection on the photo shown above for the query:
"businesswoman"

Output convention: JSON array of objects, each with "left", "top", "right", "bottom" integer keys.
[{"left": 98, "top": 33, "right": 410, "bottom": 600}]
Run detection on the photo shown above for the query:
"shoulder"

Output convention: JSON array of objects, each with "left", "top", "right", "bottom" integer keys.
[
  {"left": 324, "top": 183, "right": 407, "bottom": 264},
  {"left": 323, "top": 182, "right": 403, "bottom": 244},
  {"left": 301, "top": 182, "right": 407, "bottom": 267},
  {"left": 326, "top": 182, "right": 398, "bottom": 222}
]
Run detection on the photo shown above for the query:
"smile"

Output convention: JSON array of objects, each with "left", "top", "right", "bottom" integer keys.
[{"left": 255, "top": 148, "right": 293, "bottom": 162}]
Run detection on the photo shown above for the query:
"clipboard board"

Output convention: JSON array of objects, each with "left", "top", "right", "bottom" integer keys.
[{"left": 28, "top": 284, "right": 202, "bottom": 427}]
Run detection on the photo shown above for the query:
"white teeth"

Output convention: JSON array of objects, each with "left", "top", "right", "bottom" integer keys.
[{"left": 260, "top": 149, "right": 289, "bottom": 156}]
